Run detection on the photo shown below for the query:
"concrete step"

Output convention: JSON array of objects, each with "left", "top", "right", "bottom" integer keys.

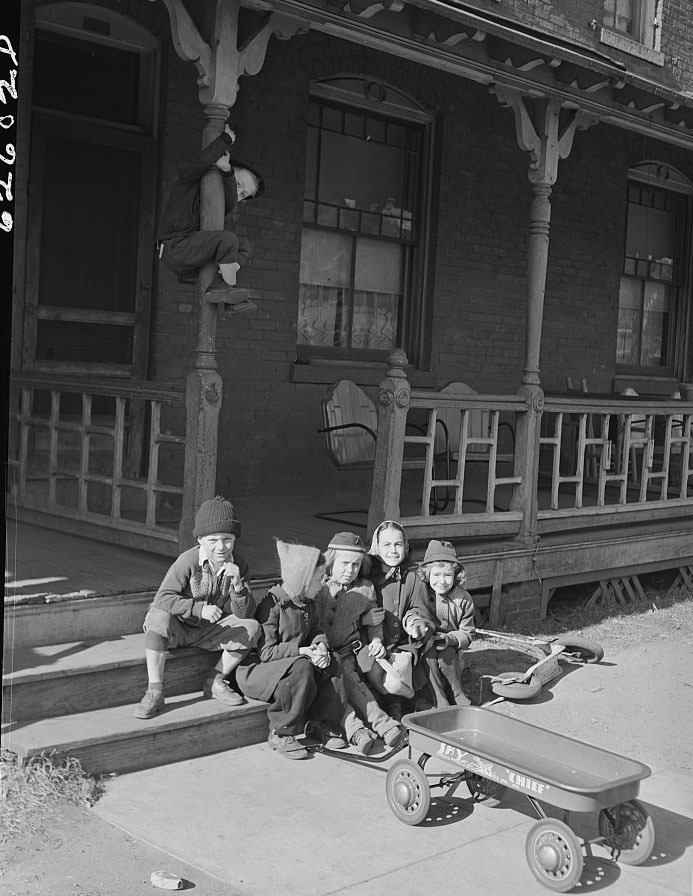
[
  {"left": 2, "top": 633, "right": 220, "bottom": 724},
  {"left": 2, "top": 692, "right": 270, "bottom": 775}
]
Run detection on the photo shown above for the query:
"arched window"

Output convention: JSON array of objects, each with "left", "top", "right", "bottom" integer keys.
[
  {"left": 616, "top": 162, "right": 691, "bottom": 375},
  {"left": 25, "top": 3, "right": 159, "bottom": 376},
  {"left": 297, "top": 77, "right": 434, "bottom": 365}
]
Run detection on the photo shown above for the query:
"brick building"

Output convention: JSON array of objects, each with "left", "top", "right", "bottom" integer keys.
[{"left": 9, "top": 0, "right": 693, "bottom": 587}]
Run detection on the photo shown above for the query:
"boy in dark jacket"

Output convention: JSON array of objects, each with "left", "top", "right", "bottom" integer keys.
[
  {"left": 133, "top": 496, "right": 260, "bottom": 719},
  {"left": 157, "top": 123, "right": 264, "bottom": 311},
  {"left": 236, "top": 540, "right": 347, "bottom": 760}
]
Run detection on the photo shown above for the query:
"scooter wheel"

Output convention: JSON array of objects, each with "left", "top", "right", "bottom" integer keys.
[
  {"left": 490, "top": 673, "right": 542, "bottom": 700},
  {"left": 554, "top": 636, "right": 604, "bottom": 663}
]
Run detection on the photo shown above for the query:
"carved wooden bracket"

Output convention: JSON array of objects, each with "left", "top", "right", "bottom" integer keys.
[
  {"left": 493, "top": 85, "right": 597, "bottom": 185},
  {"left": 147, "top": 0, "right": 303, "bottom": 106}
]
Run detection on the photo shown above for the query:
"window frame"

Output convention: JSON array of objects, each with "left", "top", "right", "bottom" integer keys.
[
  {"left": 297, "top": 78, "right": 435, "bottom": 368},
  {"left": 22, "top": 6, "right": 159, "bottom": 378},
  {"left": 615, "top": 162, "right": 692, "bottom": 379}
]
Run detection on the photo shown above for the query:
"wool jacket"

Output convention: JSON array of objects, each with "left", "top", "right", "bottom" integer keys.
[
  {"left": 314, "top": 577, "right": 382, "bottom": 650},
  {"left": 150, "top": 545, "right": 254, "bottom": 621},
  {"left": 369, "top": 559, "right": 432, "bottom": 651},
  {"left": 420, "top": 584, "right": 475, "bottom": 649},
  {"left": 157, "top": 133, "right": 240, "bottom": 241},
  {"left": 235, "top": 585, "right": 328, "bottom": 703}
]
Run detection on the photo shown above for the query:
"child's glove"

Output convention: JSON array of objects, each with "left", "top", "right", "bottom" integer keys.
[
  {"left": 404, "top": 617, "right": 432, "bottom": 640},
  {"left": 367, "top": 638, "right": 386, "bottom": 659},
  {"left": 224, "top": 123, "right": 237, "bottom": 144},
  {"left": 434, "top": 632, "right": 455, "bottom": 650}
]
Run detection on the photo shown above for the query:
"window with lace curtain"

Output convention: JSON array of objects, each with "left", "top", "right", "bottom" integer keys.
[
  {"left": 297, "top": 78, "right": 432, "bottom": 364},
  {"left": 616, "top": 164, "right": 691, "bottom": 374}
]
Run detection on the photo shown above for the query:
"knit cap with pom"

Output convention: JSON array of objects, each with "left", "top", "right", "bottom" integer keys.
[
  {"left": 193, "top": 495, "right": 241, "bottom": 538},
  {"left": 276, "top": 540, "right": 323, "bottom": 598}
]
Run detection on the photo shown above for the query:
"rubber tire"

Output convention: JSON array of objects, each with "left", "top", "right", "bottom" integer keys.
[
  {"left": 598, "top": 799, "right": 655, "bottom": 865},
  {"left": 553, "top": 636, "right": 604, "bottom": 664},
  {"left": 465, "top": 774, "right": 507, "bottom": 807},
  {"left": 491, "top": 672, "right": 543, "bottom": 700},
  {"left": 525, "top": 818, "right": 584, "bottom": 892},
  {"left": 386, "top": 760, "right": 431, "bottom": 826}
]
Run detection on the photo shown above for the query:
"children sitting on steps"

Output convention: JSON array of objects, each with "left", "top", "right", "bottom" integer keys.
[
  {"left": 416, "top": 539, "right": 475, "bottom": 707},
  {"left": 315, "top": 532, "right": 407, "bottom": 755},
  {"left": 236, "top": 541, "right": 347, "bottom": 760},
  {"left": 133, "top": 496, "right": 261, "bottom": 720}
]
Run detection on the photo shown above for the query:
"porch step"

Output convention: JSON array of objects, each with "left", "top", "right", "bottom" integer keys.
[
  {"left": 2, "top": 693, "right": 269, "bottom": 775},
  {"left": 2, "top": 633, "right": 219, "bottom": 724}
]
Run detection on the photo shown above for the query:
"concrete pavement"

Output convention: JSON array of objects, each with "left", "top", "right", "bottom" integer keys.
[{"left": 94, "top": 641, "right": 693, "bottom": 896}]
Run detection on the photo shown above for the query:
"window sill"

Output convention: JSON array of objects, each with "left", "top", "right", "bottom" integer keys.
[
  {"left": 599, "top": 28, "right": 664, "bottom": 66},
  {"left": 290, "top": 359, "right": 438, "bottom": 388}
]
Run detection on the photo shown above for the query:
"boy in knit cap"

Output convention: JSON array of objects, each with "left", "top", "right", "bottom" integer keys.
[
  {"left": 315, "top": 532, "right": 406, "bottom": 754},
  {"left": 416, "top": 539, "right": 475, "bottom": 706},
  {"left": 236, "top": 540, "right": 347, "bottom": 759},
  {"left": 133, "top": 496, "right": 261, "bottom": 719}
]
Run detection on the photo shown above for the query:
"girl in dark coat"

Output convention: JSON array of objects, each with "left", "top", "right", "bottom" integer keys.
[
  {"left": 358, "top": 520, "right": 437, "bottom": 719},
  {"left": 236, "top": 541, "right": 346, "bottom": 760}
]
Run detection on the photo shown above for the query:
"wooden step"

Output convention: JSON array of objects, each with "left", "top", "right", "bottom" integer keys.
[
  {"left": 2, "top": 633, "right": 220, "bottom": 724},
  {"left": 2, "top": 692, "right": 270, "bottom": 774},
  {"left": 4, "top": 576, "right": 277, "bottom": 648}
]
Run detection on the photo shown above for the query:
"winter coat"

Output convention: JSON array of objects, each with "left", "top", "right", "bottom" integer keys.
[
  {"left": 235, "top": 585, "right": 328, "bottom": 702},
  {"left": 314, "top": 577, "right": 382, "bottom": 651},
  {"left": 419, "top": 584, "right": 475, "bottom": 649}
]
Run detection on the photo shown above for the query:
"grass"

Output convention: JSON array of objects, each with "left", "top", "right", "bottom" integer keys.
[{"left": 0, "top": 750, "right": 104, "bottom": 845}]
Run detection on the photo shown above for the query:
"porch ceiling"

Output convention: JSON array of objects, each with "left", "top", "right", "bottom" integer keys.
[{"left": 253, "top": 0, "right": 693, "bottom": 147}]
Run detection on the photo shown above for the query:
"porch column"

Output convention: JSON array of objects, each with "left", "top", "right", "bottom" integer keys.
[
  {"left": 494, "top": 88, "right": 596, "bottom": 538},
  {"left": 368, "top": 349, "right": 411, "bottom": 536},
  {"left": 149, "top": 0, "right": 300, "bottom": 548}
]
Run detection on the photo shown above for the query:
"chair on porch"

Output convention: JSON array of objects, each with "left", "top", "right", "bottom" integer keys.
[
  {"left": 432, "top": 382, "right": 515, "bottom": 510},
  {"left": 565, "top": 376, "right": 599, "bottom": 479},
  {"left": 317, "top": 379, "right": 428, "bottom": 526},
  {"left": 617, "top": 386, "right": 685, "bottom": 485}
]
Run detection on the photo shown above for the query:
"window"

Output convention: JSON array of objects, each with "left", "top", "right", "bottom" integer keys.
[
  {"left": 616, "top": 164, "right": 691, "bottom": 374},
  {"left": 297, "top": 78, "right": 432, "bottom": 363},
  {"left": 25, "top": 5, "right": 158, "bottom": 376},
  {"left": 603, "top": 0, "right": 661, "bottom": 49}
]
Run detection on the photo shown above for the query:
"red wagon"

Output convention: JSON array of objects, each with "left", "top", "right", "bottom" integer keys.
[{"left": 386, "top": 706, "right": 655, "bottom": 892}]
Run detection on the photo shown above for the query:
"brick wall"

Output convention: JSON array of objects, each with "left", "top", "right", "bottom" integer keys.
[{"left": 146, "top": 27, "right": 693, "bottom": 497}]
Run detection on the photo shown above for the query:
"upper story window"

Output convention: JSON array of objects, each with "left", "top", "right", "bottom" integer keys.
[
  {"left": 616, "top": 163, "right": 691, "bottom": 375},
  {"left": 603, "top": 0, "right": 661, "bottom": 50},
  {"left": 297, "top": 77, "right": 433, "bottom": 364}
]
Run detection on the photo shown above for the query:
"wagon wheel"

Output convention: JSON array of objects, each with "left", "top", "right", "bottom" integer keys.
[
  {"left": 465, "top": 774, "right": 507, "bottom": 808},
  {"left": 525, "top": 818, "right": 584, "bottom": 892},
  {"left": 553, "top": 636, "right": 604, "bottom": 664},
  {"left": 598, "top": 799, "right": 655, "bottom": 865},
  {"left": 490, "top": 672, "right": 543, "bottom": 700},
  {"left": 386, "top": 760, "right": 431, "bottom": 826}
]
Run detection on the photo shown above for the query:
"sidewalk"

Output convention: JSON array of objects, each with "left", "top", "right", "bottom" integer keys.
[{"left": 94, "top": 640, "right": 693, "bottom": 896}]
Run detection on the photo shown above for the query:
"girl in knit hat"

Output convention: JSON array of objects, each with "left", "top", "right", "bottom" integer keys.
[
  {"left": 235, "top": 540, "right": 347, "bottom": 759},
  {"left": 314, "top": 532, "right": 406, "bottom": 755},
  {"left": 134, "top": 496, "right": 260, "bottom": 720},
  {"left": 416, "top": 539, "right": 475, "bottom": 706},
  {"left": 360, "top": 521, "right": 437, "bottom": 719}
]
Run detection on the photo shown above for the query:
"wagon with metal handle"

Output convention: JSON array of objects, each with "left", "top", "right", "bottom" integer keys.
[{"left": 386, "top": 706, "right": 654, "bottom": 893}]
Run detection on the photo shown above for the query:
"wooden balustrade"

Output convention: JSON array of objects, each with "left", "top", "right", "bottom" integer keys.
[
  {"left": 368, "top": 355, "right": 693, "bottom": 542},
  {"left": 7, "top": 373, "right": 186, "bottom": 554}
]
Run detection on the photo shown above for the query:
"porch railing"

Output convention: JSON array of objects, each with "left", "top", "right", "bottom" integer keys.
[
  {"left": 368, "top": 354, "right": 693, "bottom": 542},
  {"left": 7, "top": 372, "right": 186, "bottom": 555},
  {"left": 539, "top": 394, "right": 693, "bottom": 531}
]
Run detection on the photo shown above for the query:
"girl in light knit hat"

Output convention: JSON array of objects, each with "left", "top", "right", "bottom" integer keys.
[
  {"left": 236, "top": 540, "right": 347, "bottom": 759},
  {"left": 417, "top": 539, "right": 475, "bottom": 706}
]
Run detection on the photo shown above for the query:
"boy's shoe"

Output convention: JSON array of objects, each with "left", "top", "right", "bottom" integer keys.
[
  {"left": 268, "top": 730, "right": 309, "bottom": 760},
  {"left": 304, "top": 720, "right": 348, "bottom": 750},
  {"left": 133, "top": 689, "right": 165, "bottom": 719},
  {"left": 350, "top": 728, "right": 379, "bottom": 756},
  {"left": 203, "top": 675, "right": 246, "bottom": 706},
  {"left": 383, "top": 725, "right": 407, "bottom": 750}
]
